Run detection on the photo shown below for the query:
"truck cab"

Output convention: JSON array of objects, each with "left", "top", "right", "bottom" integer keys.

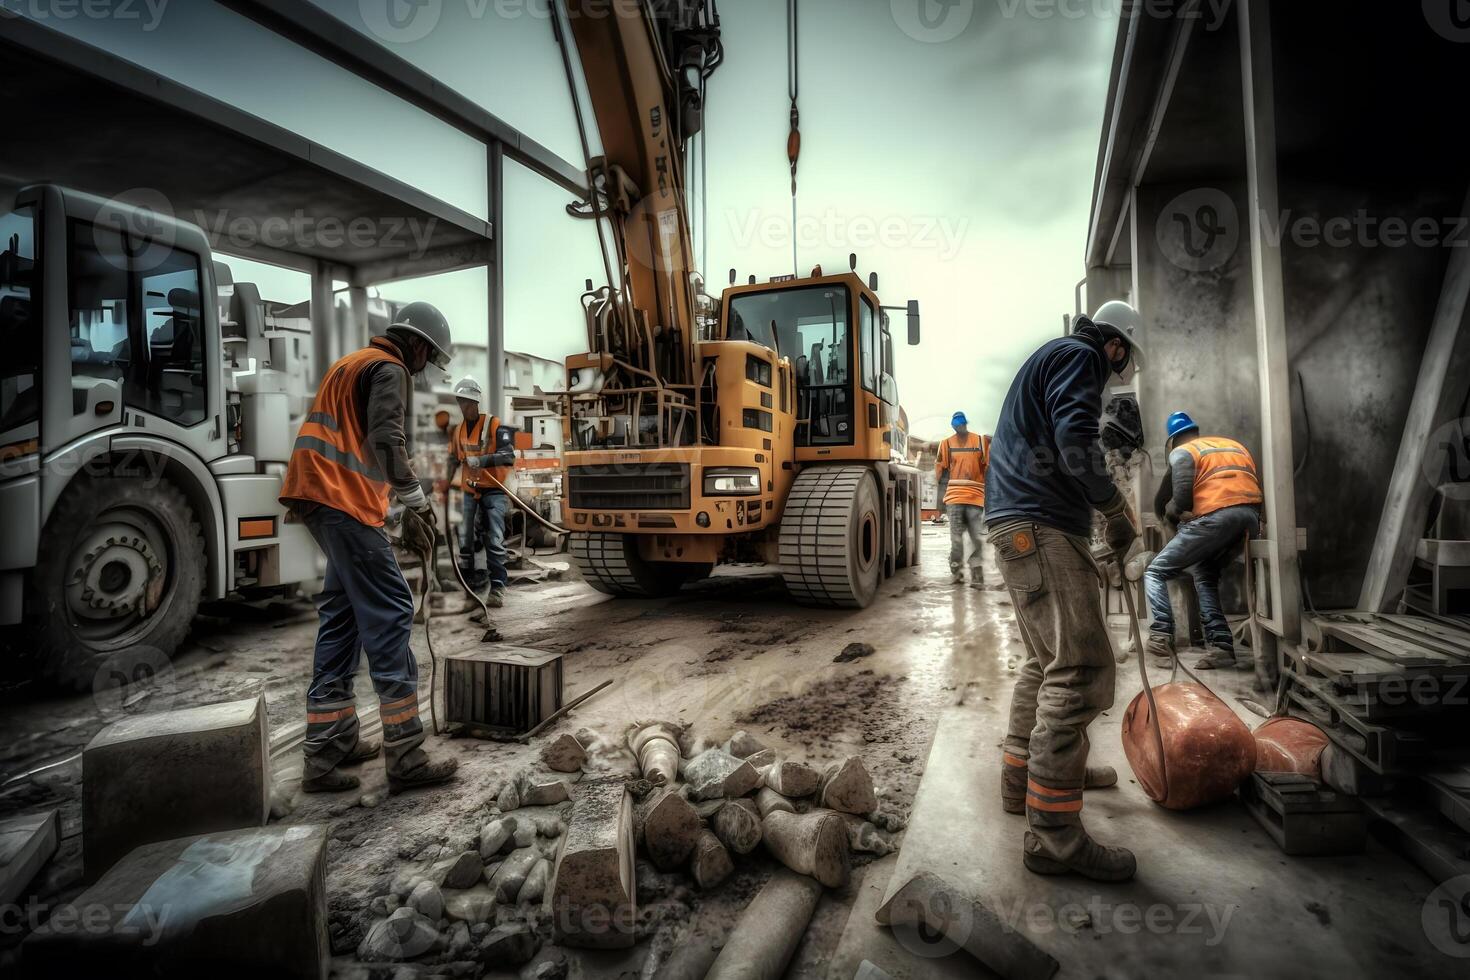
[{"left": 0, "top": 185, "right": 318, "bottom": 686}]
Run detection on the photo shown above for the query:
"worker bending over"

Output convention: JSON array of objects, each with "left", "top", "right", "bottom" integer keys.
[
  {"left": 984, "top": 301, "right": 1143, "bottom": 882},
  {"left": 1144, "top": 412, "right": 1263, "bottom": 670},
  {"left": 451, "top": 376, "right": 514, "bottom": 607},
  {"left": 935, "top": 411, "right": 992, "bottom": 587},
  {"left": 280, "top": 303, "right": 459, "bottom": 795}
]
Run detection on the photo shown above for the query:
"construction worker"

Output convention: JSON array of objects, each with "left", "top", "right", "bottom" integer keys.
[
  {"left": 280, "top": 302, "right": 459, "bottom": 796},
  {"left": 935, "top": 411, "right": 991, "bottom": 587},
  {"left": 1144, "top": 412, "right": 1263, "bottom": 670},
  {"left": 451, "top": 376, "right": 514, "bottom": 607},
  {"left": 983, "top": 300, "right": 1144, "bottom": 882}
]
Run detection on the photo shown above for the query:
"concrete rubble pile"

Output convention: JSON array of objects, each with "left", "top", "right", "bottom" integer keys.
[{"left": 340, "top": 724, "right": 905, "bottom": 974}]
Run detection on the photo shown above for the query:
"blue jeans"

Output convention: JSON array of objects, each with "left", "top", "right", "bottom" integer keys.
[
  {"left": 301, "top": 505, "right": 420, "bottom": 775},
  {"left": 1144, "top": 504, "right": 1260, "bottom": 651},
  {"left": 459, "top": 490, "right": 509, "bottom": 588}
]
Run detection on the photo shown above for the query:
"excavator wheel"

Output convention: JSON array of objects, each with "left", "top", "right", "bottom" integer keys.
[
  {"left": 570, "top": 532, "right": 708, "bottom": 598},
  {"left": 779, "top": 466, "right": 884, "bottom": 608}
]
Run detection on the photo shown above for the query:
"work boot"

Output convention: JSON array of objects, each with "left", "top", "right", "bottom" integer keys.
[
  {"left": 1145, "top": 633, "right": 1175, "bottom": 667},
  {"left": 1196, "top": 646, "right": 1240, "bottom": 670},
  {"left": 1023, "top": 829, "right": 1136, "bottom": 882},
  {"left": 388, "top": 756, "right": 460, "bottom": 796},
  {"left": 340, "top": 738, "right": 381, "bottom": 767},
  {"left": 950, "top": 565, "right": 964, "bottom": 585},
  {"left": 968, "top": 568, "right": 985, "bottom": 590},
  {"left": 1002, "top": 758, "right": 1119, "bottom": 814},
  {"left": 485, "top": 585, "right": 505, "bottom": 609},
  {"left": 302, "top": 769, "right": 361, "bottom": 794}
]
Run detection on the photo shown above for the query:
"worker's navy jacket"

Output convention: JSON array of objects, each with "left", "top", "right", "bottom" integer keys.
[{"left": 983, "top": 319, "right": 1120, "bottom": 538}]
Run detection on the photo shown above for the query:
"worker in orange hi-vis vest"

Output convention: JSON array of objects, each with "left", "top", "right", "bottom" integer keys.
[
  {"left": 450, "top": 376, "right": 514, "bottom": 608},
  {"left": 1144, "top": 411, "right": 1264, "bottom": 671},
  {"left": 279, "top": 302, "right": 459, "bottom": 797},
  {"left": 935, "top": 411, "right": 992, "bottom": 587}
]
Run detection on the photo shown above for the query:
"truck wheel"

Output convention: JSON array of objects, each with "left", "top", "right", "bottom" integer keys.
[
  {"left": 32, "top": 474, "right": 205, "bottom": 690},
  {"left": 570, "top": 533, "right": 701, "bottom": 598},
  {"left": 779, "top": 466, "right": 883, "bottom": 608}
]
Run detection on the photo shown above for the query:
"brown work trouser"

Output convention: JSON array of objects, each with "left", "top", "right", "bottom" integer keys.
[{"left": 989, "top": 521, "right": 1115, "bottom": 852}]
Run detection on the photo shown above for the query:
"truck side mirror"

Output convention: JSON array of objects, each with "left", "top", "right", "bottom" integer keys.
[{"left": 906, "top": 300, "right": 921, "bottom": 346}]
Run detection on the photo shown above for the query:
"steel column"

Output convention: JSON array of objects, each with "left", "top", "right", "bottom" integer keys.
[
  {"left": 1239, "top": 0, "right": 1302, "bottom": 657},
  {"left": 309, "top": 261, "right": 337, "bottom": 387},
  {"left": 488, "top": 141, "right": 506, "bottom": 418}
]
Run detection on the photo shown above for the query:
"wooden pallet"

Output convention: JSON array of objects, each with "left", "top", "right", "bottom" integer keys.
[
  {"left": 1240, "top": 772, "right": 1365, "bottom": 855},
  {"left": 1285, "top": 671, "right": 1427, "bottom": 774}
]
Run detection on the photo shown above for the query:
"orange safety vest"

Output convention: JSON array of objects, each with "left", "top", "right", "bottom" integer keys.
[
  {"left": 453, "top": 414, "right": 512, "bottom": 496},
  {"left": 1182, "top": 436, "right": 1263, "bottom": 516},
  {"left": 280, "top": 339, "right": 404, "bottom": 527},
  {"left": 937, "top": 432, "right": 990, "bottom": 507}
]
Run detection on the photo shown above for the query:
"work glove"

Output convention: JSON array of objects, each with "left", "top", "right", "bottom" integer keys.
[
  {"left": 401, "top": 504, "right": 437, "bottom": 558},
  {"left": 1098, "top": 490, "right": 1138, "bottom": 559}
]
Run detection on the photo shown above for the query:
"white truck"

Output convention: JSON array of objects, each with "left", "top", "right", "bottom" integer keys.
[{"left": 0, "top": 185, "right": 322, "bottom": 687}]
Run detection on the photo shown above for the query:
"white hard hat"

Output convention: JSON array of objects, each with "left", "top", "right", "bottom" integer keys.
[
  {"left": 1091, "top": 299, "right": 1147, "bottom": 369},
  {"left": 453, "top": 376, "right": 483, "bottom": 402}
]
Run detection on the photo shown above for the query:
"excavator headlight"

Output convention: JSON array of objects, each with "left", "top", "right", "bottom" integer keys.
[{"left": 703, "top": 467, "right": 761, "bottom": 496}]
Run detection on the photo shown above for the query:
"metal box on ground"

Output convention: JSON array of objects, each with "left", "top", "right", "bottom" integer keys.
[
  {"left": 1241, "top": 771, "right": 1366, "bottom": 855},
  {"left": 444, "top": 646, "right": 564, "bottom": 736}
]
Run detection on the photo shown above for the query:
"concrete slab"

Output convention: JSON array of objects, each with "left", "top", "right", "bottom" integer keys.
[
  {"left": 0, "top": 810, "right": 59, "bottom": 906},
  {"left": 83, "top": 694, "right": 270, "bottom": 880},
  {"left": 550, "top": 776, "right": 636, "bottom": 949},
  {"left": 20, "top": 824, "right": 328, "bottom": 979},
  {"left": 833, "top": 667, "right": 1465, "bottom": 978}
]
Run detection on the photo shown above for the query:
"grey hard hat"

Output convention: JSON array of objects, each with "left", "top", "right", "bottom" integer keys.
[
  {"left": 453, "top": 376, "right": 483, "bottom": 402},
  {"left": 389, "top": 301, "right": 453, "bottom": 369},
  {"left": 1091, "top": 300, "right": 1146, "bottom": 367}
]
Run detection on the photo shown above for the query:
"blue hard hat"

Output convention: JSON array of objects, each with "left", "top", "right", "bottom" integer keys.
[
  {"left": 1166, "top": 411, "right": 1199, "bottom": 441},
  {"left": 951, "top": 412, "right": 968, "bottom": 427}
]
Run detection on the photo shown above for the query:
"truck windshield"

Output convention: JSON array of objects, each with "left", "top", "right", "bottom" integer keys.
[
  {"left": 728, "top": 285, "right": 853, "bottom": 446},
  {"left": 0, "top": 206, "right": 40, "bottom": 443}
]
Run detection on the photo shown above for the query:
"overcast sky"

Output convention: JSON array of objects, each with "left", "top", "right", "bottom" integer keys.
[{"left": 34, "top": 0, "right": 1119, "bottom": 440}]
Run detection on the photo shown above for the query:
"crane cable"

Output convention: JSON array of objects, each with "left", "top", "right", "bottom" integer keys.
[{"left": 786, "top": 0, "right": 801, "bottom": 277}]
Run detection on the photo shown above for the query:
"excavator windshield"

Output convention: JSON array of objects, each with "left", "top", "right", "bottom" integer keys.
[{"left": 728, "top": 284, "right": 854, "bottom": 446}]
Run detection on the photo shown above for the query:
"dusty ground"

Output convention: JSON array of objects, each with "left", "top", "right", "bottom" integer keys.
[{"left": 0, "top": 524, "right": 1004, "bottom": 976}]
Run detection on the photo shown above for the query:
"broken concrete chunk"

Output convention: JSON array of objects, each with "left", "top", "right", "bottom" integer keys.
[
  {"left": 513, "top": 822, "right": 538, "bottom": 849},
  {"left": 521, "top": 778, "right": 572, "bottom": 807},
  {"left": 442, "top": 851, "right": 484, "bottom": 891},
  {"left": 541, "top": 733, "right": 588, "bottom": 773},
  {"left": 833, "top": 642, "right": 875, "bottom": 663},
  {"left": 550, "top": 777, "right": 636, "bottom": 949},
  {"left": 408, "top": 879, "right": 445, "bottom": 922},
  {"left": 479, "top": 922, "right": 538, "bottom": 966},
  {"left": 764, "top": 760, "right": 820, "bottom": 798},
  {"left": 0, "top": 809, "right": 59, "bottom": 907},
  {"left": 756, "top": 787, "right": 796, "bottom": 818},
  {"left": 762, "top": 810, "right": 849, "bottom": 888},
  {"left": 635, "top": 789, "right": 702, "bottom": 872},
  {"left": 360, "top": 906, "right": 439, "bottom": 962},
  {"left": 520, "top": 858, "right": 550, "bottom": 905},
  {"left": 870, "top": 808, "right": 907, "bottom": 833},
  {"left": 445, "top": 886, "right": 496, "bottom": 925},
  {"left": 837, "top": 813, "right": 894, "bottom": 856},
  {"left": 629, "top": 722, "right": 682, "bottom": 786},
  {"left": 490, "top": 848, "right": 540, "bottom": 902},
  {"left": 690, "top": 830, "right": 734, "bottom": 890},
  {"left": 22, "top": 825, "right": 329, "bottom": 978},
  {"left": 723, "top": 730, "right": 770, "bottom": 759},
  {"left": 877, "top": 871, "right": 1059, "bottom": 980},
  {"left": 684, "top": 749, "right": 760, "bottom": 802},
  {"left": 498, "top": 781, "right": 523, "bottom": 812},
  {"left": 744, "top": 748, "right": 777, "bottom": 771},
  {"left": 712, "top": 797, "right": 762, "bottom": 855},
  {"left": 480, "top": 818, "right": 516, "bottom": 859},
  {"left": 819, "top": 757, "right": 877, "bottom": 815},
  {"left": 532, "top": 816, "right": 564, "bottom": 839},
  {"left": 82, "top": 694, "right": 270, "bottom": 880}
]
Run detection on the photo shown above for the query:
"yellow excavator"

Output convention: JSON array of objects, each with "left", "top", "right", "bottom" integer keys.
[{"left": 556, "top": 0, "right": 921, "bottom": 607}]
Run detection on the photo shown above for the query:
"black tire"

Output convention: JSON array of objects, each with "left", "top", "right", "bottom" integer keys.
[
  {"left": 570, "top": 533, "right": 703, "bottom": 598},
  {"left": 779, "top": 466, "right": 884, "bottom": 608},
  {"left": 32, "top": 473, "right": 205, "bottom": 690}
]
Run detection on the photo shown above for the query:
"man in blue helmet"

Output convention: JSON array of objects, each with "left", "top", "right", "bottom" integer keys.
[
  {"left": 935, "top": 411, "right": 991, "bottom": 587},
  {"left": 983, "top": 300, "right": 1142, "bottom": 882},
  {"left": 1144, "top": 412, "right": 1263, "bottom": 670}
]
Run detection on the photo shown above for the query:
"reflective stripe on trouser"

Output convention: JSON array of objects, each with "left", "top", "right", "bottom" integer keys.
[
  {"left": 302, "top": 505, "right": 419, "bottom": 776},
  {"left": 948, "top": 503, "right": 985, "bottom": 574},
  {"left": 380, "top": 691, "right": 431, "bottom": 779},
  {"left": 989, "top": 521, "right": 1115, "bottom": 845}
]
